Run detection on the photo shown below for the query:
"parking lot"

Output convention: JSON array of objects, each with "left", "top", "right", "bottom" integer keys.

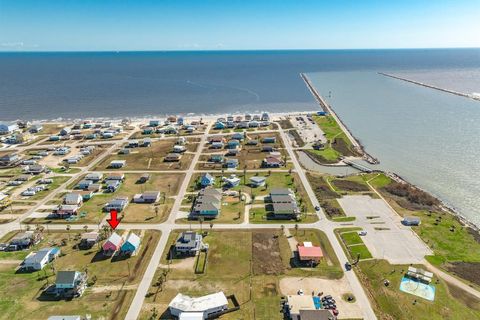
[
  {"left": 288, "top": 115, "right": 327, "bottom": 147},
  {"left": 337, "top": 195, "right": 432, "bottom": 264}
]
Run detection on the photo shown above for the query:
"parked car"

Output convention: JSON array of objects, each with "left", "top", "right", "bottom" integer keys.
[{"left": 359, "top": 231, "right": 367, "bottom": 236}]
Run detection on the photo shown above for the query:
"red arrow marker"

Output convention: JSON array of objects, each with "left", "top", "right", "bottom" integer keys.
[{"left": 107, "top": 210, "right": 120, "bottom": 230}]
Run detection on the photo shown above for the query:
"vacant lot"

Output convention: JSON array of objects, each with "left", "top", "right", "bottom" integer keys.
[
  {"left": 0, "top": 230, "right": 160, "bottom": 320},
  {"left": 95, "top": 139, "right": 197, "bottom": 170},
  {"left": 142, "top": 229, "right": 341, "bottom": 320}
]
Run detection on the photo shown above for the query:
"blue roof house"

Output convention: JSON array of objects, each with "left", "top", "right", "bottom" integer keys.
[
  {"left": 227, "top": 139, "right": 240, "bottom": 149},
  {"left": 121, "top": 233, "right": 141, "bottom": 255},
  {"left": 224, "top": 159, "right": 239, "bottom": 169},
  {"left": 214, "top": 122, "right": 226, "bottom": 130},
  {"left": 200, "top": 173, "right": 215, "bottom": 187},
  {"left": 232, "top": 133, "right": 245, "bottom": 140}
]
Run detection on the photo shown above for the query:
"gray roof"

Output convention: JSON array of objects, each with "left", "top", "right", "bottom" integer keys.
[
  {"left": 270, "top": 188, "right": 292, "bottom": 195},
  {"left": 271, "top": 194, "right": 295, "bottom": 203},
  {"left": 175, "top": 231, "right": 198, "bottom": 248},
  {"left": 273, "top": 202, "right": 298, "bottom": 213},
  {"left": 56, "top": 271, "right": 77, "bottom": 286}
]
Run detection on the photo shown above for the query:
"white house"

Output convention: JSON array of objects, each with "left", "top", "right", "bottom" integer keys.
[
  {"left": 64, "top": 193, "right": 83, "bottom": 206},
  {"left": 22, "top": 247, "right": 60, "bottom": 271},
  {"left": 0, "top": 122, "right": 19, "bottom": 134},
  {"left": 169, "top": 292, "right": 229, "bottom": 320}
]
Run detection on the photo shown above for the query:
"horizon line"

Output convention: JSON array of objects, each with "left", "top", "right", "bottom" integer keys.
[{"left": 1, "top": 46, "right": 479, "bottom": 54}]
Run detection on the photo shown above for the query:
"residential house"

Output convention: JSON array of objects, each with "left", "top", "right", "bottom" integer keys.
[
  {"left": 9, "top": 231, "right": 41, "bottom": 249},
  {"left": 149, "top": 120, "right": 160, "bottom": 127},
  {"left": 261, "top": 113, "right": 270, "bottom": 122},
  {"left": 76, "top": 179, "right": 93, "bottom": 190},
  {"left": 22, "top": 247, "right": 60, "bottom": 271},
  {"left": 55, "top": 204, "right": 79, "bottom": 217},
  {"left": 174, "top": 231, "right": 205, "bottom": 256},
  {"left": 245, "top": 114, "right": 252, "bottom": 121},
  {"left": 85, "top": 172, "right": 103, "bottom": 182},
  {"left": 64, "top": 193, "right": 83, "bottom": 206},
  {"left": 297, "top": 242, "right": 323, "bottom": 265},
  {"left": 262, "top": 156, "right": 284, "bottom": 168},
  {"left": 165, "top": 153, "right": 181, "bottom": 162},
  {"left": 169, "top": 292, "right": 228, "bottom": 320},
  {"left": 249, "top": 176, "right": 266, "bottom": 188},
  {"left": 49, "top": 135, "right": 61, "bottom": 141},
  {"left": 248, "top": 121, "right": 260, "bottom": 128},
  {"left": 210, "top": 141, "right": 224, "bottom": 149},
  {"left": 0, "top": 153, "right": 20, "bottom": 166},
  {"left": 200, "top": 173, "right": 215, "bottom": 187},
  {"left": 269, "top": 188, "right": 300, "bottom": 219},
  {"left": 79, "top": 232, "right": 100, "bottom": 249},
  {"left": 262, "top": 136, "right": 276, "bottom": 143},
  {"left": 53, "top": 271, "right": 87, "bottom": 298},
  {"left": 231, "top": 133, "right": 245, "bottom": 141},
  {"left": 0, "top": 122, "right": 19, "bottom": 134},
  {"left": 284, "top": 295, "right": 335, "bottom": 320},
  {"left": 209, "top": 154, "right": 224, "bottom": 163},
  {"left": 60, "top": 127, "right": 72, "bottom": 136},
  {"left": 120, "top": 233, "right": 141, "bottom": 255},
  {"left": 226, "top": 139, "right": 240, "bottom": 149},
  {"left": 245, "top": 139, "right": 258, "bottom": 146},
  {"left": 224, "top": 159, "right": 239, "bottom": 169},
  {"left": 102, "top": 232, "right": 123, "bottom": 255},
  {"left": 88, "top": 183, "right": 102, "bottom": 192},
  {"left": 106, "top": 173, "right": 125, "bottom": 181},
  {"left": 133, "top": 191, "right": 160, "bottom": 203},
  {"left": 25, "top": 164, "right": 45, "bottom": 174},
  {"left": 138, "top": 173, "right": 150, "bottom": 183},
  {"left": 214, "top": 122, "right": 226, "bottom": 130},
  {"left": 173, "top": 145, "right": 186, "bottom": 153},
  {"left": 222, "top": 174, "right": 241, "bottom": 188},
  {"left": 105, "top": 179, "right": 122, "bottom": 192},
  {"left": 109, "top": 160, "right": 126, "bottom": 168},
  {"left": 143, "top": 127, "right": 154, "bottom": 135},
  {"left": 226, "top": 149, "right": 240, "bottom": 156},
  {"left": 104, "top": 197, "right": 129, "bottom": 212},
  {"left": 191, "top": 188, "right": 222, "bottom": 218}
]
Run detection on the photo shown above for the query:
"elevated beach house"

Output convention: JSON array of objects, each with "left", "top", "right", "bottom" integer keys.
[
  {"left": 103, "top": 232, "right": 123, "bottom": 255},
  {"left": 120, "top": 233, "right": 141, "bottom": 255}
]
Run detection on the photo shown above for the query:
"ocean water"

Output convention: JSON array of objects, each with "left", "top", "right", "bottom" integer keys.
[
  {"left": 1, "top": 48, "right": 480, "bottom": 225},
  {"left": 1, "top": 49, "right": 479, "bottom": 120},
  {"left": 308, "top": 70, "right": 480, "bottom": 226}
]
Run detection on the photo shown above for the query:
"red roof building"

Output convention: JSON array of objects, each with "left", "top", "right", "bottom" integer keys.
[{"left": 297, "top": 242, "right": 323, "bottom": 263}]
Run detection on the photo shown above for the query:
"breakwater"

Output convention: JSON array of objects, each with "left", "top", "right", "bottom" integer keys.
[
  {"left": 300, "top": 73, "right": 379, "bottom": 164},
  {"left": 379, "top": 72, "right": 480, "bottom": 102}
]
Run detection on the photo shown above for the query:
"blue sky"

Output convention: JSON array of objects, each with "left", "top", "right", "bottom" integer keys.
[{"left": 0, "top": 0, "right": 479, "bottom": 51}]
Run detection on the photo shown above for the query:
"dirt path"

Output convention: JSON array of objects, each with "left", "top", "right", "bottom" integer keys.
[{"left": 91, "top": 284, "right": 138, "bottom": 293}]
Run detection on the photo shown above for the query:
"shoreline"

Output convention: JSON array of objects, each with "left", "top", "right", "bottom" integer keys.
[{"left": 379, "top": 72, "right": 480, "bottom": 102}]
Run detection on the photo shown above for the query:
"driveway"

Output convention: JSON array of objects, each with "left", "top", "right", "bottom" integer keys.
[{"left": 337, "top": 195, "right": 432, "bottom": 264}]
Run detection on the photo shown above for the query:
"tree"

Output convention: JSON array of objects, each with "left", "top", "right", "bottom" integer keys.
[
  {"left": 209, "top": 222, "right": 214, "bottom": 231},
  {"left": 294, "top": 224, "right": 299, "bottom": 235},
  {"left": 155, "top": 206, "right": 159, "bottom": 217},
  {"left": 199, "top": 216, "right": 204, "bottom": 232},
  {"left": 66, "top": 225, "right": 71, "bottom": 241},
  {"left": 83, "top": 225, "right": 88, "bottom": 233}
]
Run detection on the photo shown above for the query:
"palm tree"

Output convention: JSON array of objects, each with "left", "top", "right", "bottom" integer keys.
[
  {"left": 209, "top": 222, "right": 214, "bottom": 232},
  {"left": 199, "top": 216, "right": 204, "bottom": 232},
  {"left": 294, "top": 224, "right": 299, "bottom": 235},
  {"left": 66, "top": 225, "right": 71, "bottom": 241},
  {"left": 83, "top": 225, "right": 88, "bottom": 233}
]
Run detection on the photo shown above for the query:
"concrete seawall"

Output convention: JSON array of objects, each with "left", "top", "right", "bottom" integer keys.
[
  {"left": 379, "top": 72, "right": 480, "bottom": 102},
  {"left": 300, "top": 73, "right": 379, "bottom": 164}
]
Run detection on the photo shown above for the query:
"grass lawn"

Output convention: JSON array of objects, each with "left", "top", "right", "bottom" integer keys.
[
  {"left": 177, "top": 196, "right": 245, "bottom": 224},
  {"left": 0, "top": 230, "right": 161, "bottom": 320},
  {"left": 188, "top": 172, "right": 314, "bottom": 213},
  {"left": 95, "top": 139, "right": 196, "bottom": 171},
  {"left": 142, "top": 229, "right": 340, "bottom": 320},
  {"left": 20, "top": 176, "right": 71, "bottom": 201},
  {"left": 356, "top": 259, "right": 480, "bottom": 320},
  {"left": 249, "top": 207, "right": 318, "bottom": 224},
  {"left": 340, "top": 231, "right": 363, "bottom": 246},
  {"left": 283, "top": 229, "right": 343, "bottom": 279},
  {"left": 26, "top": 173, "right": 184, "bottom": 225},
  {"left": 335, "top": 228, "right": 372, "bottom": 262},
  {"left": 306, "top": 148, "right": 341, "bottom": 163}
]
